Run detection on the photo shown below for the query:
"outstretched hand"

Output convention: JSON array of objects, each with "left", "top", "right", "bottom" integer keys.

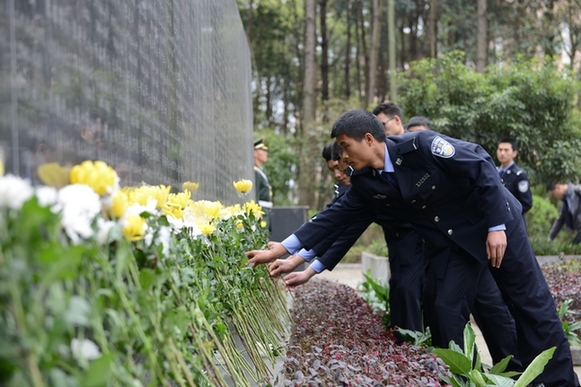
[
  {"left": 268, "top": 255, "right": 305, "bottom": 278},
  {"left": 244, "top": 242, "right": 288, "bottom": 266},
  {"left": 283, "top": 268, "right": 317, "bottom": 291}
]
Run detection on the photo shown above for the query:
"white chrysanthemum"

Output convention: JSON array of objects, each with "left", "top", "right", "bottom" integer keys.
[
  {"left": 167, "top": 216, "right": 184, "bottom": 232},
  {"left": 35, "top": 186, "right": 58, "bottom": 207},
  {"left": 71, "top": 338, "right": 101, "bottom": 361},
  {"left": 125, "top": 198, "right": 158, "bottom": 218},
  {"left": 184, "top": 222, "right": 203, "bottom": 238},
  {"left": 56, "top": 184, "right": 101, "bottom": 244},
  {"left": 95, "top": 218, "right": 117, "bottom": 245},
  {"left": 0, "top": 175, "right": 33, "bottom": 210},
  {"left": 156, "top": 225, "right": 171, "bottom": 258},
  {"left": 143, "top": 227, "right": 154, "bottom": 247}
]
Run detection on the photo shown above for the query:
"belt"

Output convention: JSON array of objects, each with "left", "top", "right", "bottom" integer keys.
[{"left": 258, "top": 200, "right": 273, "bottom": 209}]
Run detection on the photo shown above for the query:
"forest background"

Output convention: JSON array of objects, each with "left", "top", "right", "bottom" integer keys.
[{"left": 236, "top": 0, "right": 581, "bottom": 248}]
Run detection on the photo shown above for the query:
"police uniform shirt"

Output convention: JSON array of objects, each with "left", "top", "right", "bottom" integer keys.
[{"left": 497, "top": 162, "right": 533, "bottom": 214}]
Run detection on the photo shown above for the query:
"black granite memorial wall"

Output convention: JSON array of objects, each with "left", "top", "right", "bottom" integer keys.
[{"left": 0, "top": 0, "right": 253, "bottom": 203}]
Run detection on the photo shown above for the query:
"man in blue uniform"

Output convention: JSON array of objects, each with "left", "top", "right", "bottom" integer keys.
[
  {"left": 496, "top": 137, "right": 533, "bottom": 223},
  {"left": 274, "top": 141, "right": 520, "bottom": 369},
  {"left": 246, "top": 110, "right": 578, "bottom": 387},
  {"left": 271, "top": 141, "right": 427, "bottom": 335}
]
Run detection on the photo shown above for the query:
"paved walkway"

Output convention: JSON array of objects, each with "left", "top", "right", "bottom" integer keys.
[{"left": 318, "top": 263, "right": 581, "bottom": 379}]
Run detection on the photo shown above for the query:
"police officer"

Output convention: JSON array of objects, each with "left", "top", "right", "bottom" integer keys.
[
  {"left": 496, "top": 137, "right": 533, "bottom": 222},
  {"left": 247, "top": 110, "right": 578, "bottom": 387},
  {"left": 254, "top": 138, "right": 273, "bottom": 232},
  {"left": 404, "top": 116, "right": 431, "bottom": 132}
]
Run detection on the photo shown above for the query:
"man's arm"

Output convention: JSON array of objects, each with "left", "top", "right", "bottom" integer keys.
[
  {"left": 316, "top": 212, "right": 376, "bottom": 270},
  {"left": 548, "top": 204, "right": 567, "bottom": 240},
  {"left": 413, "top": 132, "right": 513, "bottom": 265},
  {"left": 245, "top": 189, "right": 370, "bottom": 266}
]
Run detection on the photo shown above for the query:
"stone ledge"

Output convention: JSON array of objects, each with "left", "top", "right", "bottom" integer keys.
[
  {"left": 536, "top": 254, "right": 581, "bottom": 266},
  {"left": 361, "top": 251, "right": 390, "bottom": 281},
  {"left": 572, "top": 347, "right": 581, "bottom": 366}
]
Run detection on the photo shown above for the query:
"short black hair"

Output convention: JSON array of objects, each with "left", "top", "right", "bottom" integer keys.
[
  {"left": 331, "top": 109, "right": 386, "bottom": 142},
  {"left": 372, "top": 103, "right": 404, "bottom": 121},
  {"left": 322, "top": 141, "right": 342, "bottom": 161},
  {"left": 546, "top": 182, "right": 557, "bottom": 192},
  {"left": 498, "top": 137, "right": 518, "bottom": 151},
  {"left": 404, "top": 116, "right": 431, "bottom": 131}
]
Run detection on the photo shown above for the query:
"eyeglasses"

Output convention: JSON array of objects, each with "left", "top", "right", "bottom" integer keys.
[{"left": 381, "top": 117, "right": 395, "bottom": 126}]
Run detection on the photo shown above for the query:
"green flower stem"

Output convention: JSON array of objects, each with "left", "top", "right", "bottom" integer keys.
[
  {"left": 187, "top": 320, "right": 231, "bottom": 387},
  {"left": 193, "top": 307, "right": 250, "bottom": 387},
  {"left": 6, "top": 263, "right": 45, "bottom": 387},
  {"left": 114, "top": 281, "right": 164, "bottom": 382}
]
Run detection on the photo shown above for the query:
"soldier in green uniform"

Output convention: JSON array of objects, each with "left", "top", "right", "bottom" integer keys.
[{"left": 254, "top": 138, "right": 272, "bottom": 232}]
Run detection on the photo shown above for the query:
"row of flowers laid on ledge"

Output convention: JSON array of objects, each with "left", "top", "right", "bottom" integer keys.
[{"left": 0, "top": 161, "right": 288, "bottom": 387}]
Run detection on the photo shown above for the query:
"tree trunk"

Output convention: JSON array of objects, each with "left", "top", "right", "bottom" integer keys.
[
  {"left": 245, "top": 0, "right": 254, "bottom": 43},
  {"left": 358, "top": 2, "right": 369, "bottom": 107},
  {"left": 542, "top": 0, "right": 558, "bottom": 58},
  {"left": 298, "top": 0, "right": 318, "bottom": 207},
  {"left": 303, "top": 0, "right": 317, "bottom": 124},
  {"left": 320, "top": 0, "right": 329, "bottom": 102},
  {"left": 354, "top": 1, "right": 363, "bottom": 104},
  {"left": 426, "top": 0, "right": 438, "bottom": 57},
  {"left": 367, "top": 0, "right": 381, "bottom": 106},
  {"left": 344, "top": 1, "right": 352, "bottom": 98},
  {"left": 476, "top": 0, "right": 487, "bottom": 72}
]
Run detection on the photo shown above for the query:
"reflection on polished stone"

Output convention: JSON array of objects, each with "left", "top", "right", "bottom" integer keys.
[{"left": 0, "top": 0, "right": 253, "bottom": 204}]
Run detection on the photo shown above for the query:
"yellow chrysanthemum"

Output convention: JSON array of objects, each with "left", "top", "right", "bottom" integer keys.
[
  {"left": 163, "top": 204, "right": 183, "bottom": 219},
  {"left": 233, "top": 179, "right": 253, "bottom": 194},
  {"left": 131, "top": 184, "right": 171, "bottom": 208},
  {"left": 126, "top": 186, "right": 150, "bottom": 206},
  {"left": 260, "top": 220, "right": 267, "bottom": 229},
  {"left": 70, "top": 160, "right": 117, "bottom": 195},
  {"left": 182, "top": 181, "right": 199, "bottom": 193},
  {"left": 112, "top": 191, "right": 129, "bottom": 218},
  {"left": 243, "top": 200, "right": 264, "bottom": 219},
  {"left": 198, "top": 222, "right": 215, "bottom": 235},
  {"left": 188, "top": 200, "right": 225, "bottom": 221},
  {"left": 235, "top": 220, "right": 243, "bottom": 231},
  {"left": 123, "top": 214, "right": 146, "bottom": 241},
  {"left": 168, "top": 191, "right": 191, "bottom": 209}
]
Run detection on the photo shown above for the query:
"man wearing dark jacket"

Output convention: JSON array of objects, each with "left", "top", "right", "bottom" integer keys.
[
  {"left": 547, "top": 183, "right": 581, "bottom": 244},
  {"left": 247, "top": 110, "right": 578, "bottom": 387}
]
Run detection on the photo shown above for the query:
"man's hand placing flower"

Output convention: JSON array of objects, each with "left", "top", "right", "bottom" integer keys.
[{"left": 244, "top": 241, "right": 288, "bottom": 266}]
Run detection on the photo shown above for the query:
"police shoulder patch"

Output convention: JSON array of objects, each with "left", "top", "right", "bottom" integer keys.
[
  {"left": 430, "top": 136, "right": 455, "bottom": 158},
  {"left": 518, "top": 180, "right": 529, "bottom": 193}
]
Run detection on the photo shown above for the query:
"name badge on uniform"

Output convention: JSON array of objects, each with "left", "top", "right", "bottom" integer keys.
[
  {"left": 431, "top": 136, "right": 455, "bottom": 158},
  {"left": 518, "top": 181, "right": 529, "bottom": 193}
]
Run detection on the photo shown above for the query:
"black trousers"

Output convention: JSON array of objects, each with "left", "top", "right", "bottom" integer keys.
[
  {"left": 388, "top": 236, "right": 426, "bottom": 332},
  {"left": 425, "top": 223, "right": 579, "bottom": 387},
  {"left": 423, "top": 246, "right": 518, "bottom": 369},
  {"left": 490, "top": 221, "right": 579, "bottom": 387}
]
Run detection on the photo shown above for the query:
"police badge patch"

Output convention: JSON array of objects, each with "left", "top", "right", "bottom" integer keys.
[
  {"left": 518, "top": 180, "right": 529, "bottom": 193},
  {"left": 431, "top": 136, "right": 455, "bottom": 158}
]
